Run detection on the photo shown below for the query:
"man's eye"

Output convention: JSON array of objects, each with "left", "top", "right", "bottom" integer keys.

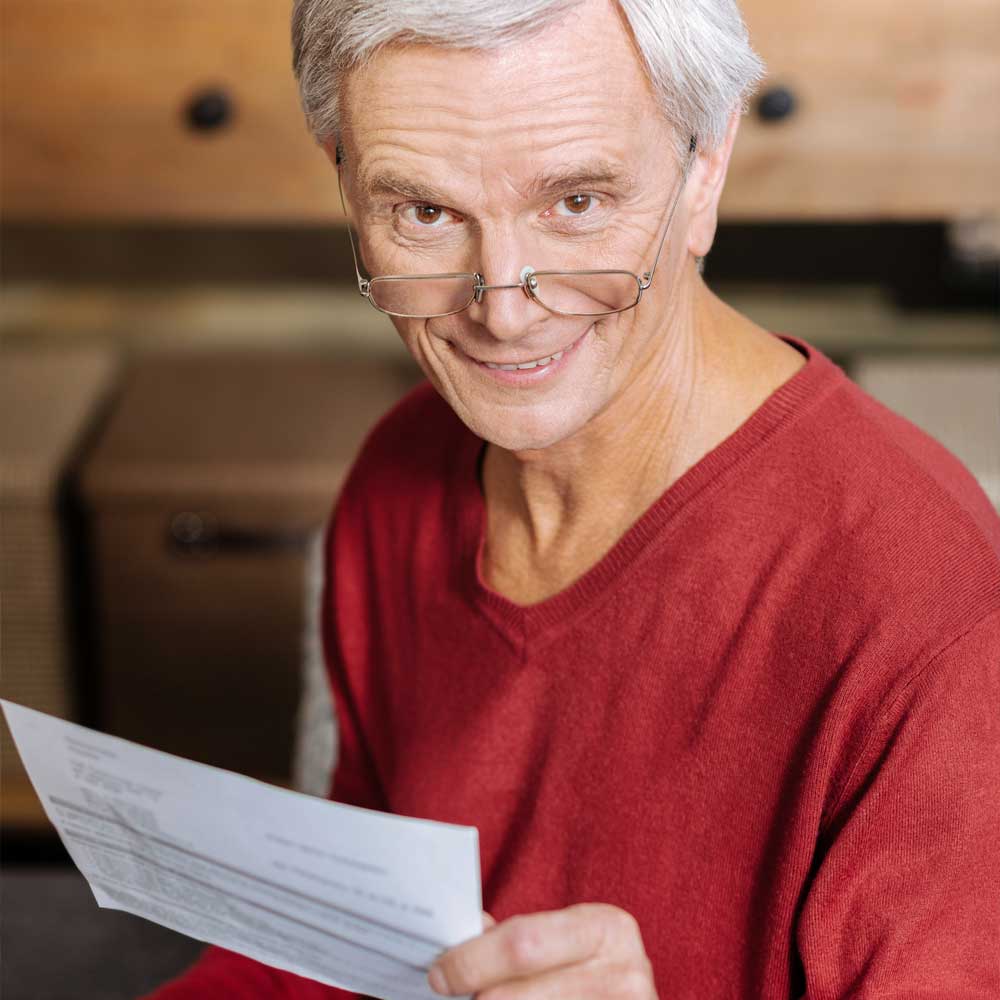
[
  {"left": 401, "top": 204, "right": 448, "bottom": 227},
  {"left": 555, "top": 193, "right": 595, "bottom": 216}
]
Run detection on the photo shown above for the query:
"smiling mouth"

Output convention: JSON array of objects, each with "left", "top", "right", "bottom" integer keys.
[
  {"left": 481, "top": 350, "right": 565, "bottom": 371},
  {"left": 469, "top": 327, "right": 590, "bottom": 370}
]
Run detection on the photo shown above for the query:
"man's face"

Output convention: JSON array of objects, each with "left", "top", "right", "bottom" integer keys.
[{"left": 338, "top": 0, "right": 696, "bottom": 452}]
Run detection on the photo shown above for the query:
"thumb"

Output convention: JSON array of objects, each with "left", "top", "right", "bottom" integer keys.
[{"left": 482, "top": 910, "right": 497, "bottom": 930}]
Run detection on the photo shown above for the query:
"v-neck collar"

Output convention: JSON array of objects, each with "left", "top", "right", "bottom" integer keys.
[{"left": 454, "top": 333, "right": 843, "bottom": 654}]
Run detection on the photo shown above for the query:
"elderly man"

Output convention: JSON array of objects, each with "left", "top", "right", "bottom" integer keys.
[{"left": 150, "top": 0, "right": 1000, "bottom": 997}]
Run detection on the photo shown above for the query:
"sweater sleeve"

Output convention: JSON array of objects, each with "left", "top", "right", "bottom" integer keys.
[
  {"left": 141, "top": 492, "right": 386, "bottom": 1000},
  {"left": 795, "top": 608, "right": 1000, "bottom": 997}
]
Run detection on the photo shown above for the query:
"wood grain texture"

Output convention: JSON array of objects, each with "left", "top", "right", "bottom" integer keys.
[
  {"left": 1, "top": 0, "right": 341, "bottom": 222},
  {"left": 2, "top": 0, "right": 998, "bottom": 221},
  {"left": 729, "top": 0, "right": 1000, "bottom": 219}
]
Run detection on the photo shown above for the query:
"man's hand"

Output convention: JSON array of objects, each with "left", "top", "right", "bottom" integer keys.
[{"left": 427, "top": 903, "right": 656, "bottom": 998}]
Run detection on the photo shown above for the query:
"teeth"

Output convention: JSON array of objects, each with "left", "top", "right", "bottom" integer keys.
[{"left": 484, "top": 349, "right": 565, "bottom": 371}]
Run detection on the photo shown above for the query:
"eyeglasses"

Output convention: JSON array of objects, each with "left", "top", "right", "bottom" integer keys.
[{"left": 337, "top": 135, "right": 697, "bottom": 319}]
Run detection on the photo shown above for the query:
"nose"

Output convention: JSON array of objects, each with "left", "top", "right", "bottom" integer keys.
[{"left": 465, "top": 230, "right": 549, "bottom": 342}]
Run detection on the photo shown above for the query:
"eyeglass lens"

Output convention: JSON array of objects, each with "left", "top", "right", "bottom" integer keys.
[
  {"left": 368, "top": 275, "right": 478, "bottom": 318},
  {"left": 527, "top": 271, "right": 641, "bottom": 316},
  {"left": 368, "top": 270, "right": 642, "bottom": 318}
]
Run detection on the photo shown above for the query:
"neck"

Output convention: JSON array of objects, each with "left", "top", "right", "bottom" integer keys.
[{"left": 481, "top": 268, "right": 730, "bottom": 601}]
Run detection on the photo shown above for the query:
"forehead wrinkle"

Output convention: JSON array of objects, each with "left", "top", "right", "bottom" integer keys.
[
  {"left": 358, "top": 98, "right": 635, "bottom": 153},
  {"left": 349, "top": 84, "right": 651, "bottom": 217},
  {"left": 349, "top": 29, "right": 648, "bottom": 143}
]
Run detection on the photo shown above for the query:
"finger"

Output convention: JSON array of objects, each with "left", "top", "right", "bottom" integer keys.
[
  {"left": 475, "top": 952, "right": 654, "bottom": 1000},
  {"left": 428, "top": 904, "right": 611, "bottom": 996},
  {"left": 482, "top": 910, "right": 497, "bottom": 929}
]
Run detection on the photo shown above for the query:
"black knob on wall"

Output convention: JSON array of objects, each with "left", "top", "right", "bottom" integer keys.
[
  {"left": 185, "top": 88, "right": 234, "bottom": 132},
  {"left": 757, "top": 86, "right": 797, "bottom": 123}
]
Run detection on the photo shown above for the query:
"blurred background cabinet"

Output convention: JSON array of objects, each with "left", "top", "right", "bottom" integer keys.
[
  {"left": 3, "top": 0, "right": 998, "bottom": 222},
  {"left": 0, "top": 349, "right": 117, "bottom": 798},
  {"left": 78, "top": 354, "right": 417, "bottom": 779}
]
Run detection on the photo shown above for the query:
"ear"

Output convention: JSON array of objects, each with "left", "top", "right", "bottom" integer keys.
[
  {"left": 320, "top": 137, "right": 341, "bottom": 170},
  {"left": 685, "top": 108, "right": 741, "bottom": 259}
]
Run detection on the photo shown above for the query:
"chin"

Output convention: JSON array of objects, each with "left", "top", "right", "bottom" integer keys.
[{"left": 458, "top": 399, "right": 592, "bottom": 453}]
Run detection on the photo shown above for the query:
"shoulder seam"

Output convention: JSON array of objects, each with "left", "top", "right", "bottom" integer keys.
[
  {"left": 820, "top": 603, "right": 1000, "bottom": 833},
  {"left": 846, "top": 382, "right": 1000, "bottom": 571}
]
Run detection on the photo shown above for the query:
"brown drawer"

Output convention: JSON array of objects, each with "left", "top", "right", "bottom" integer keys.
[
  {"left": 89, "top": 501, "right": 320, "bottom": 779},
  {"left": 726, "top": 0, "right": 1000, "bottom": 219},
  {"left": 1, "top": 0, "right": 341, "bottom": 222},
  {"left": 79, "top": 354, "right": 420, "bottom": 780}
]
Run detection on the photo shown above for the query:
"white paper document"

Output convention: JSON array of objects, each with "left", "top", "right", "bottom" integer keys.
[{"left": 1, "top": 700, "right": 482, "bottom": 1000}]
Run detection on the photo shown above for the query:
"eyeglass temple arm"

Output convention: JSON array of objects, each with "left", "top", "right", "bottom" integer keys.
[
  {"left": 335, "top": 145, "right": 371, "bottom": 296},
  {"left": 639, "top": 134, "right": 698, "bottom": 290}
]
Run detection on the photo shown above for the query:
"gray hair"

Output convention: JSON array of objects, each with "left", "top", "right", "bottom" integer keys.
[{"left": 291, "top": 0, "right": 765, "bottom": 166}]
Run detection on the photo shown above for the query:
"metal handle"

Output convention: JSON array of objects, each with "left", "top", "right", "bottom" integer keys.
[{"left": 168, "top": 511, "right": 314, "bottom": 556}]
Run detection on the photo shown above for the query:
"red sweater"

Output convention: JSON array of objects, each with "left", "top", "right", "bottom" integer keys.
[{"left": 149, "top": 334, "right": 1000, "bottom": 998}]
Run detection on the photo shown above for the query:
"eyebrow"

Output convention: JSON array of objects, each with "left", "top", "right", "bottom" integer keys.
[
  {"left": 358, "top": 171, "right": 448, "bottom": 204},
  {"left": 526, "top": 160, "right": 635, "bottom": 201},
  {"left": 356, "top": 159, "right": 635, "bottom": 206}
]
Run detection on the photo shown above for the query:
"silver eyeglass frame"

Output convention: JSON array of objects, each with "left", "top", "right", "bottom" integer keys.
[{"left": 336, "top": 134, "right": 697, "bottom": 319}]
